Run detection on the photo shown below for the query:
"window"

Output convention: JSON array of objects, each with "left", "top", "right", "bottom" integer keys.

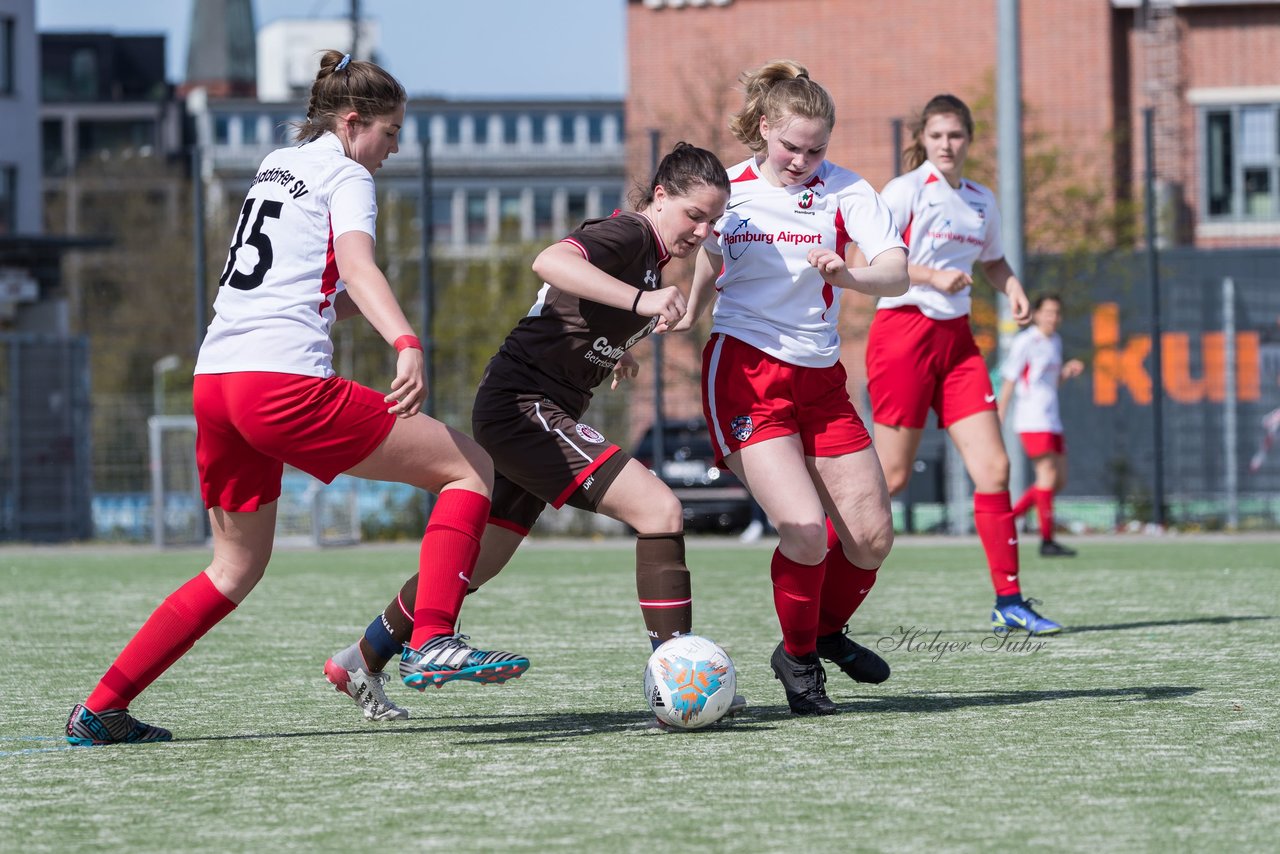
[
  {"left": 534, "top": 190, "right": 555, "bottom": 237},
  {"left": 0, "top": 165, "right": 15, "bottom": 235},
  {"left": 587, "top": 113, "right": 605, "bottom": 145},
  {"left": 1202, "top": 104, "right": 1280, "bottom": 220},
  {"left": 213, "top": 115, "right": 231, "bottom": 145},
  {"left": 498, "top": 191, "right": 522, "bottom": 241},
  {"left": 466, "top": 191, "right": 487, "bottom": 244},
  {"left": 502, "top": 113, "right": 519, "bottom": 145},
  {"left": 566, "top": 191, "right": 587, "bottom": 229},
  {"left": 241, "top": 115, "right": 259, "bottom": 146},
  {"left": 472, "top": 114, "right": 489, "bottom": 146},
  {"left": 431, "top": 192, "right": 453, "bottom": 244},
  {"left": 1, "top": 16, "right": 13, "bottom": 96},
  {"left": 530, "top": 115, "right": 545, "bottom": 145},
  {"left": 560, "top": 114, "right": 577, "bottom": 146},
  {"left": 415, "top": 114, "right": 433, "bottom": 143},
  {"left": 42, "top": 120, "right": 66, "bottom": 176},
  {"left": 444, "top": 114, "right": 461, "bottom": 145}
]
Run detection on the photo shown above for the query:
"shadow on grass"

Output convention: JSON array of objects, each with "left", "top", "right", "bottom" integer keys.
[
  {"left": 148, "top": 685, "right": 1197, "bottom": 746},
  {"left": 833, "top": 684, "right": 1201, "bottom": 715},
  {"left": 1064, "top": 615, "right": 1276, "bottom": 634}
]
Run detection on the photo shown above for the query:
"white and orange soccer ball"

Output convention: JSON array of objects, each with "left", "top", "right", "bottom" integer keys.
[{"left": 643, "top": 635, "right": 736, "bottom": 730}]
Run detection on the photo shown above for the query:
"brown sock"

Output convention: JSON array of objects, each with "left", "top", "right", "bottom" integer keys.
[{"left": 635, "top": 532, "right": 693, "bottom": 649}]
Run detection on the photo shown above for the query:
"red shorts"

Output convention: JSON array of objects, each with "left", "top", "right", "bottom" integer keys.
[
  {"left": 866, "top": 306, "right": 996, "bottom": 429},
  {"left": 701, "top": 333, "right": 871, "bottom": 467},
  {"left": 194, "top": 372, "right": 396, "bottom": 512},
  {"left": 1019, "top": 432, "right": 1065, "bottom": 457}
]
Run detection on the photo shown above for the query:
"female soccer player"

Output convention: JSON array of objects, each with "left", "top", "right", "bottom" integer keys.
[
  {"left": 322, "top": 143, "right": 735, "bottom": 723},
  {"left": 676, "top": 60, "right": 908, "bottom": 716},
  {"left": 868, "top": 93, "right": 1063, "bottom": 635},
  {"left": 998, "top": 293, "right": 1084, "bottom": 557},
  {"left": 65, "top": 52, "right": 526, "bottom": 746}
]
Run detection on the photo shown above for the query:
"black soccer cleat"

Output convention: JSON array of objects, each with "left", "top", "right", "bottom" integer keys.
[
  {"left": 770, "top": 642, "right": 837, "bottom": 716},
  {"left": 816, "top": 625, "right": 891, "bottom": 684},
  {"left": 65, "top": 703, "right": 172, "bottom": 746},
  {"left": 1039, "top": 539, "right": 1078, "bottom": 558}
]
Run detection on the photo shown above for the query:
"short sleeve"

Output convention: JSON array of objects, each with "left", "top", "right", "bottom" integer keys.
[
  {"left": 878, "top": 175, "right": 915, "bottom": 244},
  {"left": 328, "top": 164, "right": 378, "bottom": 241},
  {"left": 563, "top": 214, "right": 644, "bottom": 276},
  {"left": 839, "top": 179, "right": 906, "bottom": 262},
  {"left": 978, "top": 194, "right": 1004, "bottom": 263},
  {"left": 1001, "top": 331, "right": 1032, "bottom": 381}
]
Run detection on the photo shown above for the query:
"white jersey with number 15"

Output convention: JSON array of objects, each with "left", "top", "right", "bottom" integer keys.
[{"left": 196, "top": 132, "right": 378, "bottom": 378}]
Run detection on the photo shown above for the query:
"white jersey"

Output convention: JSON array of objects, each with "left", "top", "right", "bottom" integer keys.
[
  {"left": 1001, "top": 326, "right": 1063, "bottom": 433},
  {"left": 706, "top": 158, "right": 904, "bottom": 368},
  {"left": 196, "top": 133, "right": 378, "bottom": 378},
  {"left": 876, "top": 160, "right": 1004, "bottom": 321}
]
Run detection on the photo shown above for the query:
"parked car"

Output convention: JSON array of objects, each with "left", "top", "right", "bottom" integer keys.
[{"left": 632, "top": 417, "right": 752, "bottom": 533}]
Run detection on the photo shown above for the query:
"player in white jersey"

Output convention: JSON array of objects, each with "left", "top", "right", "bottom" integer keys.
[
  {"left": 866, "top": 94, "right": 1063, "bottom": 636},
  {"left": 677, "top": 61, "right": 908, "bottom": 716},
  {"left": 998, "top": 294, "right": 1084, "bottom": 557},
  {"left": 66, "top": 52, "right": 526, "bottom": 746}
]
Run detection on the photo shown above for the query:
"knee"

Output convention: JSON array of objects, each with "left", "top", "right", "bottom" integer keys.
[
  {"left": 634, "top": 490, "right": 684, "bottom": 534},
  {"left": 973, "top": 454, "right": 1009, "bottom": 493},
  {"left": 205, "top": 558, "right": 268, "bottom": 602},
  {"left": 861, "top": 526, "right": 894, "bottom": 567},
  {"left": 882, "top": 465, "right": 911, "bottom": 497},
  {"left": 775, "top": 518, "right": 828, "bottom": 565}
]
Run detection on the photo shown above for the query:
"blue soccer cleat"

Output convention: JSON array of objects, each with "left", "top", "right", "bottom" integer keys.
[
  {"left": 399, "top": 633, "right": 529, "bottom": 690},
  {"left": 991, "top": 598, "right": 1064, "bottom": 636},
  {"left": 65, "top": 703, "right": 172, "bottom": 746}
]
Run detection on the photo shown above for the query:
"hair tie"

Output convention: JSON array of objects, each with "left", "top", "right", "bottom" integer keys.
[{"left": 336, "top": 53, "right": 352, "bottom": 71}]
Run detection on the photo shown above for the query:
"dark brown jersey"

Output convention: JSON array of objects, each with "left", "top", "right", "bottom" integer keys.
[{"left": 480, "top": 210, "right": 670, "bottom": 414}]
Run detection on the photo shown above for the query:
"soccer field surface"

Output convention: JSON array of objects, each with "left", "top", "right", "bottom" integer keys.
[{"left": 3, "top": 537, "right": 1277, "bottom": 852}]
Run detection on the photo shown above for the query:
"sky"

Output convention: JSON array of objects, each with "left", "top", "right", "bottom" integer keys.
[{"left": 35, "top": 0, "right": 627, "bottom": 99}]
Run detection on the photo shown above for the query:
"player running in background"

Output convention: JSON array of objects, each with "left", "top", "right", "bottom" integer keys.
[
  {"left": 676, "top": 61, "right": 908, "bottom": 716},
  {"left": 868, "top": 93, "right": 1063, "bottom": 636},
  {"left": 323, "top": 143, "right": 736, "bottom": 723},
  {"left": 65, "top": 52, "right": 526, "bottom": 746},
  {"left": 1248, "top": 406, "right": 1280, "bottom": 473},
  {"left": 998, "top": 293, "right": 1084, "bottom": 557}
]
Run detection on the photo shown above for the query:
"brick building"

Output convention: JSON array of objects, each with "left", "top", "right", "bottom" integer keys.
[{"left": 624, "top": 0, "right": 1280, "bottom": 424}]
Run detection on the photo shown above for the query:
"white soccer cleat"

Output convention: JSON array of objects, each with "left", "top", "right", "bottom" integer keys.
[{"left": 324, "top": 659, "right": 410, "bottom": 721}]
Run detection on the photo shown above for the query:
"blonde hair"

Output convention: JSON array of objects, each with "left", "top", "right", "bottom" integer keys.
[
  {"left": 728, "top": 60, "right": 835, "bottom": 153},
  {"left": 293, "top": 50, "right": 406, "bottom": 143},
  {"left": 902, "top": 93, "right": 974, "bottom": 172}
]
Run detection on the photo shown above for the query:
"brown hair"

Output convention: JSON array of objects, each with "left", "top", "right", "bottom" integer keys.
[
  {"left": 728, "top": 60, "right": 835, "bottom": 154},
  {"left": 1033, "top": 292, "right": 1063, "bottom": 311},
  {"left": 902, "top": 94, "right": 974, "bottom": 172},
  {"left": 630, "top": 142, "right": 730, "bottom": 209},
  {"left": 293, "top": 50, "right": 406, "bottom": 143}
]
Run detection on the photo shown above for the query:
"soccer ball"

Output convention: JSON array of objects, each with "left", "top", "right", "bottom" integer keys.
[{"left": 643, "top": 635, "right": 736, "bottom": 730}]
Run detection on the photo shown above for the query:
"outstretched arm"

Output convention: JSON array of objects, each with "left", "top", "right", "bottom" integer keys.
[
  {"left": 532, "top": 242, "right": 685, "bottom": 331},
  {"left": 808, "top": 245, "right": 908, "bottom": 297},
  {"left": 982, "top": 257, "right": 1031, "bottom": 324},
  {"left": 669, "top": 247, "right": 721, "bottom": 333}
]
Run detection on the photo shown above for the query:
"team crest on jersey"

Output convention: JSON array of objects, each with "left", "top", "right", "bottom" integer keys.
[
  {"left": 644, "top": 269, "right": 658, "bottom": 289},
  {"left": 575, "top": 423, "right": 606, "bottom": 444},
  {"left": 798, "top": 190, "right": 814, "bottom": 209},
  {"left": 730, "top": 415, "right": 754, "bottom": 442}
]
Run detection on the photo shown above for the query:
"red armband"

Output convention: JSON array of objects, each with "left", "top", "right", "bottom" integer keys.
[{"left": 394, "top": 335, "right": 423, "bottom": 352}]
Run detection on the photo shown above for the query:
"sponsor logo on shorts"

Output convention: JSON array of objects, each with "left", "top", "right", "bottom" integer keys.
[
  {"left": 730, "top": 415, "right": 754, "bottom": 442},
  {"left": 575, "top": 423, "right": 606, "bottom": 444}
]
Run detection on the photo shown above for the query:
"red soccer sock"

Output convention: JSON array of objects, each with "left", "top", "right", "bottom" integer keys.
[
  {"left": 817, "top": 545, "right": 879, "bottom": 637},
  {"left": 770, "top": 547, "right": 825, "bottom": 657},
  {"left": 1034, "top": 488, "right": 1056, "bottom": 542},
  {"left": 974, "top": 491, "right": 1021, "bottom": 598},
  {"left": 1011, "top": 487, "right": 1037, "bottom": 519},
  {"left": 85, "top": 571, "right": 236, "bottom": 712},
  {"left": 409, "top": 489, "right": 489, "bottom": 649}
]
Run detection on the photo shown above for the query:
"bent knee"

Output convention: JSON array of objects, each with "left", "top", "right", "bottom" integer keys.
[
  {"left": 775, "top": 518, "right": 828, "bottom": 565},
  {"left": 634, "top": 491, "right": 684, "bottom": 534}
]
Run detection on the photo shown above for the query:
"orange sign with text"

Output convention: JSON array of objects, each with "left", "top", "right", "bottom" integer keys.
[{"left": 1092, "top": 303, "right": 1260, "bottom": 406}]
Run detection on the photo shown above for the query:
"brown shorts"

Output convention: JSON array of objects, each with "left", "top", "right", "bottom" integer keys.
[{"left": 473, "top": 387, "right": 630, "bottom": 535}]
